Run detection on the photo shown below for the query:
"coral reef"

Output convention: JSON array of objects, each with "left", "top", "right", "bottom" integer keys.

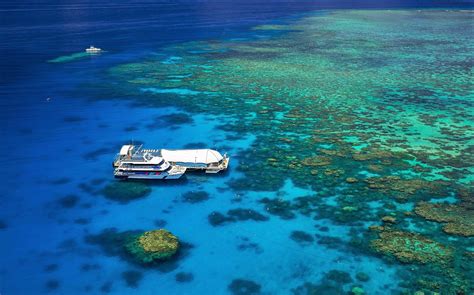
[
  {"left": 125, "top": 229, "right": 179, "bottom": 264},
  {"left": 100, "top": 281, "right": 113, "bottom": 293},
  {"left": 208, "top": 208, "right": 269, "bottom": 226},
  {"left": 290, "top": 230, "right": 314, "bottom": 246},
  {"left": 227, "top": 209, "right": 269, "bottom": 222},
  {"left": 182, "top": 191, "right": 210, "bottom": 203},
  {"left": 355, "top": 272, "right": 369, "bottom": 282},
  {"left": 414, "top": 201, "right": 474, "bottom": 237},
  {"left": 50, "top": 177, "right": 71, "bottom": 185},
  {"left": 326, "top": 269, "right": 353, "bottom": 284},
  {"left": 48, "top": 52, "right": 91, "bottom": 63},
  {"left": 80, "top": 263, "right": 101, "bottom": 272},
  {"left": 94, "top": 9, "right": 473, "bottom": 293},
  {"left": 0, "top": 220, "right": 7, "bottom": 230},
  {"left": 237, "top": 238, "right": 263, "bottom": 254},
  {"left": 381, "top": 216, "right": 397, "bottom": 224},
  {"left": 85, "top": 228, "right": 191, "bottom": 271},
  {"left": 101, "top": 182, "right": 151, "bottom": 203},
  {"left": 122, "top": 270, "right": 143, "bottom": 288},
  {"left": 260, "top": 197, "right": 295, "bottom": 219},
  {"left": 44, "top": 264, "right": 58, "bottom": 273},
  {"left": 57, "top": 194, "right": 79, "bottom": 208},
  {"left": 371, "top": 230, "right": 453, "bottom": 265},
  {"left": 45, "top": 279, "right": 60, "bottom": 291},
  {"left": 292, "top": 282, "right": 343, "bottom": 295},
  {"left": 351, "top": 286, "right": 365, "bottom": 295},
  {"left": 228, "top": 279, "right": 261, "bottom": 295},
  {"left": 146, "top": 112, "right": 193, "bottom": 130},
  {"left": 74, "top": 218, "right": 90, "bottom": 225},
  {"left": 154, "top": 219, "right": 167, "bottom": 227},
  {"left": 208, "top": 212, "right": 234, "bottom": 226},
  {"left": 175, "top": 272, "right": 194, "bottom": 283},
  {"left": 292, "top": 269, "right": 355, "bottom": 294}
]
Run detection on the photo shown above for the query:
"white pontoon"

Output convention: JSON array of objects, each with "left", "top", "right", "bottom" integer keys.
[{"left": 161, "top": 149, "right": 229, "bottom": 173}]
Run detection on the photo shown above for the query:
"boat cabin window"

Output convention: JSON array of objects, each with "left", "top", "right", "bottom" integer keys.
[{"left": 144, "top": 153, "right": 153, "bottom": 161}]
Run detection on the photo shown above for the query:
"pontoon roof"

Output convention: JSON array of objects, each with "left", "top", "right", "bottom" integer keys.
[{"left": 161, "top": 149, "right": 223, "bottom": 164}]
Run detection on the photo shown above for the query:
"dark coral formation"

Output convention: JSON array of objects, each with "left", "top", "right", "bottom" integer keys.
[
  {"left": 227, "top": 208, "right": 269, "bottom": 221},
  {"left": 147, "top": 112, "right": 193, "bottom": 129},
  {"left": 228, "top": 279, "right": 261, "bottom": 295},
  {"left": 100, "top": 281, "right": 113, "bottom": 293},
  {"left": 208, "top": 212, "right": 235, "bottom": 226},
  {"left": 292, "top": 282, "right": 343, "bottom": 295},
  {"left": 237, "top": 236, "right": 263, "bottom": 254},
  {"left": 63, "top": 115, "right": 84, "bottom": 123},
  {"left": 175, "top": 272, "right": 194, "bottom": 283},
  {"left": 290, "top": 230, "right": 314, "bottom": 246},
  {"left": 122, "top": 270, "right": 143, "bottom": 288},
  {"left": 208, "top": 208, "right": 268, "bottom": 226},
  {"left": 182, "top": 190, "right": 210, "bottom": 203},
  {"left": 101, "top": 182, "right": 151, "bottom": 203},
  {"left": 0, "top": 220, "right": 7, "bottom": 230},
  {"left": 415, "top": 201, "right": 474, "bottom": 237},
  {"left": 45, "top": 279, "right": 60, "bottom": 291},
  {"left": 80, "top": 263, "right": 101, "bottom": 272},
  {"left": 74, "top": 218, "right": 90, "bottom": 225},
  {"left": 50, "top": 177, "right": 71, "bottom": 185},
  {"left": 355, "top": 272, "right": 370, "bottom": 282},
  {"left": 154, "top": 219, "right": 167, "bottom": 227},
  {"left": 57, "top": 194, "right": 79, "bottom": 208},
  {"left": 293, "top": 269, "right": 355, "bottom": 294},
  {"left": 259, "top": 198, "right": 295, "bottom": 219},
  {"left": 44, "top": 264, "right": 58, "bottom": 272},
  {"left": 325, "top": 269, "right": 353, "bottom": 284}
]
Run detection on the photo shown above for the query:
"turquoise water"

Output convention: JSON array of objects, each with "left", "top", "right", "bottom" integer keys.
[{"left": 1, "top": 3, "right": 473, "bottom": 295}]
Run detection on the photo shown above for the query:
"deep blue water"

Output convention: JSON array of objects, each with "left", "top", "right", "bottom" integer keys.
[{"left": 1, "top": 1, "right": 473, "bottom": 294}]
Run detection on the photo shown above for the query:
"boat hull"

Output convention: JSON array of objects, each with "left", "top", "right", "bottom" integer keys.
[{"left": 115, "top": 172, "right": 184, "bottom": 180}]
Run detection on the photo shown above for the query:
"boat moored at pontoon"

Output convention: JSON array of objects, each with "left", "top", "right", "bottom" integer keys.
[
  {"left": 113, "top": 145, "right": 186, "bottom": 180},
  {"left": 113, "top": 144, "right": 229, "bottom": 177}
]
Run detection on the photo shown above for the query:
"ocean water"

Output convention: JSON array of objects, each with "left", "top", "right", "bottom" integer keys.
[{"left": 1, "top": 1, "right": 474, "bottom": 295}]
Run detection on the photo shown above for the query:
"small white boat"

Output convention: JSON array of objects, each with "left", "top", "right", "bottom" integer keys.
[
  {"left": 85, "top": 46, "right": 102, "bottom": 53},
  {"left": 113, "top": 145, "right": 186, "bottom": 180}
]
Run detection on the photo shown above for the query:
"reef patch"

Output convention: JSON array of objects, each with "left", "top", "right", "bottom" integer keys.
[
  {"left": 371, "top": 230, "right": 453, "bottom": 265},
  {"left": 208, "top": 208, "right": 269, "bottom": 226},
  {"left": 182, "top": 190, "right": 210, "bottom": 203},
  {"left": 228, "top": 279, "right": 262, "bottom": 295},
  {"left": 122, "top": 270, "right": 143, "bottom": 288},
  {"left": 101, "top": 182, "right": 151, "bottom": 203},
  {"left": 175, "top": 272, "right": 194, "bottom": 283},
  {"left": 57, "top": 194, "right": 79, "bottom": 208},
  {"left": 290, "top": 230, "right": 314, "bottom": 246},
  {"left": 415, "top": 201, "right": 474, "bottom": 237}
]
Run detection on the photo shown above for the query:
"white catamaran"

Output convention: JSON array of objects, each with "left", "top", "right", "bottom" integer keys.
[
  {"left": 113, "top": 145, "right": 186, "bottom": 180},
  {"left": 113, "top": 144, "right": 229, "bottom": 179}
]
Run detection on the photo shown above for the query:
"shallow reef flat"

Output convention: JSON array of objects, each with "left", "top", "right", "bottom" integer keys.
[
  {"left": 48, "top": 52, "right": 94, "bottom": 63},
  {"left": 95, "top": 9, "right": 473, "bottom": 293}
]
